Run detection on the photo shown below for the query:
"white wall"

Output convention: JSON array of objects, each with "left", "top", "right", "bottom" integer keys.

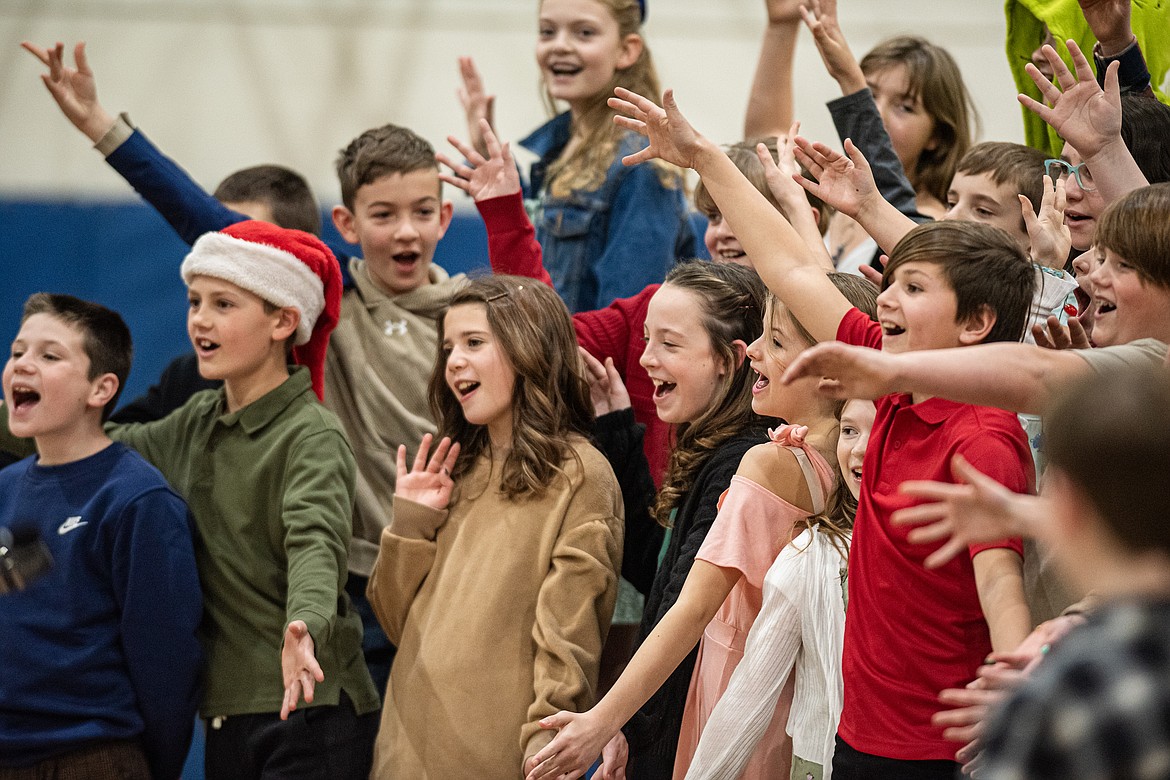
[{"left": 1, "top": 0, "right": 1025, "bottom": 205}]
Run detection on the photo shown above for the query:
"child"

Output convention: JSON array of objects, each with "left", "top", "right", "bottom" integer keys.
[
  {"left": 0, "top": 294, "right": 201, "bottom": 780},
  {"left": 976, "top": 364, "right": 1170, "bottom": 780},
  {"left": 459, "top": 0, "right": 695, "bottom": 312},
  {"left": 364, "top": 275, "right": 623, "bottom": 778},
  {"left": 526, "top": 274, "right": 878, "bottom": 780},
  {"left": 686, "top": 399, "right": 877, "bottom": 780},
  {"left": 1, "top": 222, "right": 383, "bottom": 777},
  {"left": 611, "top": 87, "right": 1035, "bottom": 775}
]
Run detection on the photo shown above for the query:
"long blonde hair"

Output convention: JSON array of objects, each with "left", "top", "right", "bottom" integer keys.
[{"left": 539, "top": 0, "right": 681, "bottom": 197}]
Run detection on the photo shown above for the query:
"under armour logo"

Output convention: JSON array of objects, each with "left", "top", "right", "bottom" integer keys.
[{"left": 384, "top": 319, "right": 408, "bottom": 337}]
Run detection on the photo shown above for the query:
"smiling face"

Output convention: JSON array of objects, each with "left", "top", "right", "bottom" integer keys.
[
  {"left": 3, "top": 313, "right": 109, "bottom": 445},
  {"left": 703, "top": 210, "right": 752, "bottom": 268},
  {"left": 837, "top": 399, "right": 877, "bottom": 500},
  {"left": 867, "top": 64, "right": 939, "bottom": 179},
  {"left": 1086, "top": 248, "right": 1170, "bottom": 346},
  {"left": 443, "top": 303, "right": 517, "bottom": 448},
  {"left": 746, "top": 299, "right": 818, "bottom": 419},
  {"left": 332, "top": 169, "right": 452, "bottom": 296},
  {"left": 876, "top": 261, "right": 968, "bottom": 353},
  {"left": 537, "top": 0, "right": 640, "bottom": 116},
  {"left": 639, "top": 284, "right": 729, "bottom": 425},
  {"left": 187, "top": 275, "right": 291, "bottom": 386},
  {"left": 942, "top": 171, "right": 1029, "bottom": 249},
  {"left": 1059, "top": 144, "right": 1107, "bottom": 252}
]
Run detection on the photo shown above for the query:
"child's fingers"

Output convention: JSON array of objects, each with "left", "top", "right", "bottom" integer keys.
[
  {"left": 396, "top": 444, "right": 408, "bottom": 480},
  {"left": 923, "top": 539, "right": 967, "bottom": 569},
  {"left": 603, "top": 356, "right": 623, "bottom": 386},
  {"left": 1065, "top": 39, "right": 1096, "bottom": 84},
  {"left": 435, "top": 150, "right": 473, "bottom": 177},
  {"left": 444, "top": 134, "right": 486, "bottom": 166},
  {"left": 72, "top": 41, "right": 90, "bottom": 74},
  {"left": 428, "top": 436, "right": 454, "bottom": 471},
  {"left": 480, "top": 118, "right": 503, "bottom": 157},
  {"left": 441, "top": 442, "right": 460, "bottom": 475},
  {"left": 612, "top": 86, "right": 656, "bottom": 117},
  {"left": 1066, "top": 315, "right": 1090, "bottom": 348},
  {"left": 1053, "top": 175, "right": 1067, "bottom": 212},
  {"left": 578, "top": 346, "right": 606, "bottom": 379},
  {"left": 1032, "top": 322, "right": 1056, "bottom": 350},
  {"left": 437, "top": 172, "right": 472, "bottom": 194},
  {"left": 412, "top": 433, "right": 433, "bottom": 472},
  {"left": 618, "top": 143, "right": 657, "bottom": 167},
  {"left": 903, "top": 520, "right": 951, "bottom": 545},
  {"left": 20, "top": 41, "right": 51, "bottom": 66}
]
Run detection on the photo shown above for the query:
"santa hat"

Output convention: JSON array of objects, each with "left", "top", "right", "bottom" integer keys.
[{"left": 180, "top": 220, "right": 342, "bottom": 401}]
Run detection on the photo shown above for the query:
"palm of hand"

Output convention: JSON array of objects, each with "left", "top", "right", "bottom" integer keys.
[
  {"left": 1048, "top": 83, "right": 1121, "bottom": 149},
  {"left": 397, "top": 470, "right": 452, "bottom": 508}
]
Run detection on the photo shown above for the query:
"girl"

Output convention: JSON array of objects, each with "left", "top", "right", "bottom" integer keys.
[
  {"left": 459, "top": 0, "right": 694, "bottom": 313},
  {"left": 795, "top": 0, "right": 976, "bottom": 272},
  {"left": 526, "top": 274, "right": 879, "bottom": 780},
  {"left": 364, "top": 275, "right": 624, "bottom": 778},
  {"left": 685, "top": 398, "right": 877, "bottom": 780}
]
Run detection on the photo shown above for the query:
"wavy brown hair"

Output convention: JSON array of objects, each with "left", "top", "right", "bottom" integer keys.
[
  {"left": 539, "top": 0, "right": 682, "bottom": 197},
  {"left": 428, "top": 275, "right": 593, "bottom": 499},
  {"left": 652, "top": 261, "right": 768, "bottom": 527}
]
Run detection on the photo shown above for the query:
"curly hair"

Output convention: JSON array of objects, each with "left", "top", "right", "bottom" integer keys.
[
  {"left": 428, "top": 275, "right": 593, "bottom": 499},
  {"left": 652, "top": 261, "right": 769, "bottom": 527},
  {"left": 539, "top": 0, "right": 682, "bottom": 197}
]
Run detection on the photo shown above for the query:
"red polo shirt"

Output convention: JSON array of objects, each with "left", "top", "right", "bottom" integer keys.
[{"left": 835, "top": 307, "right": 1033, "bottom": 760}]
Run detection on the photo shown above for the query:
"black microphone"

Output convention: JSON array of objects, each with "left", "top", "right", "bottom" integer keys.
[{"left": 0, "top": 527, "right": 53, "bottom": 594}]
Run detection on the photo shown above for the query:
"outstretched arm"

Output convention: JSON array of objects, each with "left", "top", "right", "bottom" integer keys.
[
  {"left": 1020, "top": 41, "right": 1147, "bottom": 204},
  {"left": 609, "top": 87, "right": 850, "bottom": 344},
  {"left": 23, "top": 40, "right": 244, "bottom": 244},
  {"left": 743, "top": 0, "right": 805, "bottom": 139},
  {"left": 781, "top": 339, "right": 1096, "bottom": 414},
  {"left": 757, "top": 127, "right": 834, "bottom": 270}
]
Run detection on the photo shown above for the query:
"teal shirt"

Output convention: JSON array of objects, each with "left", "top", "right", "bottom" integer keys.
[{"left": 0, "top": 368, "right": 383, "bottom": 717}]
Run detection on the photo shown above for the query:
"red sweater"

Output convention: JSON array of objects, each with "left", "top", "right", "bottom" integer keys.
[{"left": 477, "top": 193, "right": 668, "bottom": 486}]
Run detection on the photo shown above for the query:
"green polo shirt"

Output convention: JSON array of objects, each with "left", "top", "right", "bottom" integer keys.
[{"left": 0, "top": 368, "right": 378, "bottom": 717}]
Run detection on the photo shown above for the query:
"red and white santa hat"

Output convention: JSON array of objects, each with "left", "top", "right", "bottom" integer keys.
[{"left": 180, "top": 220, "right": 342, "bottom": 401}]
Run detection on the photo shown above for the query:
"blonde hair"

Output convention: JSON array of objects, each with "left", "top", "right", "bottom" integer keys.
[
  {"left": 861, "top": 36, "right": 977, "bottom": 206},
  {"left": 429, "top": 276, "right": 593, "bottom": 499},
  {"left": 539, "top": 0, "right": 682, "bottom": 197}
]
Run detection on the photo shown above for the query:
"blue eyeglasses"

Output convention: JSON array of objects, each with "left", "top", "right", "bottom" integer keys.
[{"left": 1044, "top": 158, "right": 1096, "bottom": 192}]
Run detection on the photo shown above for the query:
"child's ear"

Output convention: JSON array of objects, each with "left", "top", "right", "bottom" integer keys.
[
  {"left": 273, "top": 307, "right": 301, "bottom": 343},
  {"left": 87, "top": 373, "right": 119, "bottom": 412},
  {"left": 617, "top": 33, "right": 644, "bottom": 70},
  {"left": 437, "top": 200, "right": 455, "bottom": 241},
  {"left": 727, "top": 339, "right": 749, "bottom": 374},
  {"left": 958, "top": 304, "right": 996, "bottom": 345},
  {"left": 331, "top": 205, "right": 360, "bottom": 245}
]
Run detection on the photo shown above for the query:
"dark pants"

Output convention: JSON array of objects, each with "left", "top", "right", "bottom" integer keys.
[
  {"left": 832, "top": 735, "right": 962, "bottom": 780},
  {"left": 346, "top": 573, "right": 395, "bottom": 700},
  {"left": 0, "top": 740, "right": 149, "bottom": 780},
  {"left": 204, "top": 692, "right": 378, "bottom": 780}
]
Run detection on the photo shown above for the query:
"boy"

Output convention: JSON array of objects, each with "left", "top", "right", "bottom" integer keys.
[
  {"left": 0, "top": 294, "right": 201, "bottom": 779},
  {"left": 24, "top": 40, "right": 471, "bottom": 697},
  {"left": 611, "top": 88, "right": 1035, "bottom": 776},
  {"left": 2, "top": 223, "right": 381, "bottom": 778},
  {"left": 977, "top": 365, "right": 1170, "bottom": 780}
]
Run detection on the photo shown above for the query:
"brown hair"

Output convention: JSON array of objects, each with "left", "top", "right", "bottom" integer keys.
[
  {"left": 429, "top": 275, "right": 593, "bottom": 499},
  {"left": 956, "top": 142, "right": 1047, "bottom": 221},
  {"left": 861, "top": 36, "right": 977, "bottom": 206},
  {"left": 1046, "top": 364, "right": 1170, "bottom": 555},
  {"left": 335, "top": 124, "right": 439, "bottom": 211},
  {"left": 20, "top": 293, "right": 132, "bottom": 420},
  {"left": 883, "top": 221, "right": 1034, "bottom": 344},
  {"left": 1093, "top": 182, "right": 1170, "bottom": 289},
  {"left": 653, "top": 261, "right": 768, "bottom": 527},
  {"left": 694, "top": 138, "right": 832, "bottom": 237},
  {"left": 540, "top": 0, "right": 682, "bottom": 197},
  {"left": 214, "top": 165, "right": 321, "bottom": 236}
]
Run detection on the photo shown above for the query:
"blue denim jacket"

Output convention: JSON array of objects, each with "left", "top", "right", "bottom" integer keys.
[{"left": 521, "top": 112, "right": 697, "bottom": 313}]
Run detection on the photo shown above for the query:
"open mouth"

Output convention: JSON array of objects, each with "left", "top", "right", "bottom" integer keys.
[
  {"left": 718, "top": 249, "right": 747, "bottom": 262},
  {"left": 752, "top": 370, "right": 770, "bottom": 394},
  {"left": 882, "top": 324, "right": 906, "bottom": 337},
  {"left": 194, "top": 337, "right": 220, "bottom": 356},
  {"left": 392, "top": 252, "right": 420, "bottom": 268},
  {"left": 549, "top": 63, "right": 583, "bottom": 77},
  {"left": 454, "top": 380, "right": 480, "bottom": 398},
  {"left": 1096, "top": 300, "right": 1116, "bottom": 315},
  {"left": 1065, "top": 212, "right": 1092, "bottom": 226},
  {"left": 9, "top": 385, "right": 40, "bottom": 411},
  {"left": 851, "top": 467, "right": 862, "bottom": 483},
  {"left": 652, "top": 379, "right": 677, "bottom": 400}
]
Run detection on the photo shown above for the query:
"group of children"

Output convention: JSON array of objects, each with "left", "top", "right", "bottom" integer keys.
[{"left": 3, "top": 0, "right": 1170, "bottom": 778}]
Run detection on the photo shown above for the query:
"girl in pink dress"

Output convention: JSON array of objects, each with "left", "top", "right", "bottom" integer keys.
[{"left": 526, "top": 275, "right": 878, "bottom": 780}]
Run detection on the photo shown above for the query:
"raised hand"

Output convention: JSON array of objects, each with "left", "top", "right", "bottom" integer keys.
[
  {"left": 524, "top": 710, "right": 612, "bottom": 780},
  {"left": 579, "top": 348, "right": 631, "bottom": 417},
  {"left": 395, "top": 434, "right": 460, "bottom": 511},
  {"left": 893, "top": 455, "right": 1035, "bottom": 569},
  {"left": 799, "top": 0, "right": 866, "bottom": 93},
  {"left": 766, "top": 0, "right": 809, "bottom": 24},
  {"left": 608, "top": 87, "right": 714, "bottom": 171},
  {"left": 1021, "top": 174, "right": 1071, "bottom": 269},
  {"left": 759, "top": 125, "right": 835, "bottom": 269},
  {"left": 457, "top": 56, "right": 496, "bottom": 158},
  {"left": 1019, "top": 41, "right": 1121, "bottom": 160},
  {"left": 280, "top": 620, "right": 324, "bottom": 720},
  {"left": 21, "top": 41, "right": 116, "bottom": 142},
  {"left": 1032, "top": 314, "right": 1091, "bottom": 350},
  {"left": 792, "top": 136, "right": 878, "bottom": 221},
  {"left": 437, "top": 119, "right": 521, "bottom": 202},
  {"left": 1077, "top": 0, "right": 1134, "bottom": 56}
]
